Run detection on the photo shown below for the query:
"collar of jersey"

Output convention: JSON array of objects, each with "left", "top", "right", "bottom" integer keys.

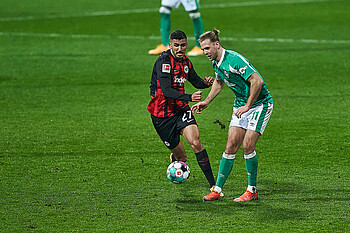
[{"left": 216, "top": 48, "right": 226, "bottom": 68}]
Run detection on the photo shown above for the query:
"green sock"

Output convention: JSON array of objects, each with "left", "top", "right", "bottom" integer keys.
[
  {"left": 160, "top": 13, "right": 171, "bottom": 45},
  {"left": 245, "top": 152, "right": 258, "bottom": 186},
  {"left": 191, "top": 16, "right": 203, "bottom": 47},
  {"left": 215, "top": 153, "right": 235, "bottom": 188}
]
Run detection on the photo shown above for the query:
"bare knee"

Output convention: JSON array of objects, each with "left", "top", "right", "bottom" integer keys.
[
  {"left": 242, "top": 130, "right": 260, "bottom": 154},
  {"left": 189, "top": 139, "right": 203, "bottom": 153},
  {"left": 225, "top": 141, "right": 239, "bottom": 154},
  {"left": 242, "top": 142, "right": 255, "bottom": 155}
]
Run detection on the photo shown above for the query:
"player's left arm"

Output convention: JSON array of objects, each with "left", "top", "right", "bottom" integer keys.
[
  {"left": 187, "top": 65, "right": 213, "bottom": 88},
  {"left": 235, "top": 72, "right": 263, "bottom": 118}
]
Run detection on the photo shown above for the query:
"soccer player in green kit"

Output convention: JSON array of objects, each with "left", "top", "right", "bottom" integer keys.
[
  {"left": 148, "top": 0, "right": 204, "bottom": 56},
  {"left": 192, "top": 29, "right": 273, "bottom": 201}
]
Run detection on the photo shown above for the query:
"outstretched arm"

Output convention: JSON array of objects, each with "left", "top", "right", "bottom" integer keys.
[
  {"left": 191, "top": 79, "right": 225, "bottom": 114},
  {"left": 159, "top": 76, "right": 204, "bottom": 102},
  {"left": 187, "top": 67, "right": 214, "bottom": 88}
]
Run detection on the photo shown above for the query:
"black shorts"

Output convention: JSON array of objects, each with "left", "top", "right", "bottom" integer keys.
[{"left": 151, "top": 106, "right": 197, "bottom": 149}]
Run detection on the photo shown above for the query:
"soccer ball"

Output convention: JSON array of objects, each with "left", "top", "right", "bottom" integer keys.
[{"left": 166, "top": 161, "right": 190, "bottom": 184}]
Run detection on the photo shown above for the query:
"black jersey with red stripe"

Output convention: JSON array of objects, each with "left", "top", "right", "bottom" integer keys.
[{"left": 148, "top": 50, "right": 209, "bottom": 118}]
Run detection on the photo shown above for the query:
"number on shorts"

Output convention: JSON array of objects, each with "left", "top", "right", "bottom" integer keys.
[{"left": 182, "top": 110, "right": 192, "bottom": 122}]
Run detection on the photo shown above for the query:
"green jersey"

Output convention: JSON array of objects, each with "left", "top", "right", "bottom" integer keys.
[{"left": 213, "top": 49, "right": 273, "bottom": 108}]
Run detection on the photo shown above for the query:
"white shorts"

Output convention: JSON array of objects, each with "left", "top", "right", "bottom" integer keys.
[
  {"left": 161, "top": 0, "right": 200, "bottom": 11},
  {"left": 229, "top": 102, "right": 273, "bottom": 135}
]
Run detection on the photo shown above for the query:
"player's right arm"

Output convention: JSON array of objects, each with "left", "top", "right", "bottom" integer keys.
[{"left": 191, "top": 78, "right": 225, "bottom": 114}]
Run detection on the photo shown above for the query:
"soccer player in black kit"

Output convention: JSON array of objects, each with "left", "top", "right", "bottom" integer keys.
[{"left": 148, "top": 30, "right": 217, "bottom": 190}]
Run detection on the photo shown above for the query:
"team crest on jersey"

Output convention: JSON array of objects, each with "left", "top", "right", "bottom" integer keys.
[
  {"left": 162, "top": 64, "right": 171, "bottom": 73},
  {"left": 184, "top": 65, "right": 189, "bottom": 74}
]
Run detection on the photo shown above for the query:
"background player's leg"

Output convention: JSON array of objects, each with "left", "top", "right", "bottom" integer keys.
[
  {"left": 187, "top": 10, "right": 204, "bottom": 56},
  {"left": 160, "top": 6, "right": 171, "bottom": 46},
  {"left": 189, "top": 11, "right": 203, "bottom": 47},
  {"left": 148, "top": 6, "right": 171, "bottom": 55}
]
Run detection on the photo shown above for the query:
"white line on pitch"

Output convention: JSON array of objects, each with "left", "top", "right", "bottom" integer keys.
[
  {"left": 0, "top": 32, "right": 349, "bottom": 45},
  {"left": 0, "top": 32, "right": 109, "bottom": 39},
  {"left": 0, "top": 0, "right": 330, "bottom": 22}
]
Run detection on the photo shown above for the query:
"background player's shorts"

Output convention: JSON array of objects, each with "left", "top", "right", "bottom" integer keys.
[
  {"left": 161, "top": 0, "right": 200, "bottom": 11},
  {"left": 229, "top": 102, "right": 273, "bottom": 135},
  {"left": 151, "top": 106, "right": 197, "bottom": 149}
]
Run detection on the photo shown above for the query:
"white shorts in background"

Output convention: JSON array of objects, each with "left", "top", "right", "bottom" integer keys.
[
  {"left": 229, "top": 102, "right": 273, "bottom": 135},
  {"left": 161, "top": 0, "right": 200, "bottom": 11}
]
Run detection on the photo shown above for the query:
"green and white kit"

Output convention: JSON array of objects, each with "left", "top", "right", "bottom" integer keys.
[{"left": 213, "top": 48, "right": 273, "bottom": 134}]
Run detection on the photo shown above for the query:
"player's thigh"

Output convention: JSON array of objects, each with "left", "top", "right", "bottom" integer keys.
[
  {"left": 242, "top": 129, "right": 260, "bottom": 154},
  {"left": 180, "top": 0, "right": 199, "bottom": 11},
  {"left": 225, "top": 126, "right": 245, "bottom": 154},
  {"left": 181, "top": 124, "right": 199, "bottom": 142},
  {"left": 177, "top": 106, "right": 203, "bottom": 151}
]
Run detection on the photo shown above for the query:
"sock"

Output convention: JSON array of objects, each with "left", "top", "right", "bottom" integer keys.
[
  {"left": 214, "top": 186, "right": 222, "bottom": 193},
  {"left": 160, "top": 12, "right": 171, "bottom": 45},
  {"left": 215, "top": 152, "right": 235, "bottom": 189},
  {"left": 190, "top": 12, "right": 203, "bottom": 47},
  {"left": 245, "top": 151, "right": 258, "bottom": 188},
  {"left": 195, "top": 149, "right": 215, "bottom": 187},
  {"left": 247, "top": 185, "right": 257, "bottom": 194}
]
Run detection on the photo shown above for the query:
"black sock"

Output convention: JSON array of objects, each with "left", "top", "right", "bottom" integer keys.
[
  {"left": 195, "top": 149, "right": 215, "bottom": 187},
  {"left": 171, "top": 153, "right": 176, "bottom": 162}
]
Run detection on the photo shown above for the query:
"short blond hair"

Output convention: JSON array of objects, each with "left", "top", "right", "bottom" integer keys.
[{"left": 198, "top": 28, "right": 220, "bottom": 43}]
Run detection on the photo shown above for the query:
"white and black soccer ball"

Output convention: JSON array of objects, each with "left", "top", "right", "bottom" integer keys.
[{"left": 166, "top": 161, "right": 190, "bottom": 184}]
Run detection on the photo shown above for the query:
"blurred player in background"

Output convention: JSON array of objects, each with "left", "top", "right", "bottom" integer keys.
[
  {"left": 148, "top": 0, "right": 204, "bottom": 56},
  {"left": 148, "top": 30, "right": 217, "bottom": 189},
  {"left": 192, "top": 29, "right": 273, "bottom": 202}
]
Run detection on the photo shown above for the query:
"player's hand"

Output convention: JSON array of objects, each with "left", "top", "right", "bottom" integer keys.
[
  {"left": 191, "top": 90, "right": 202, "bottom": 102},
  {"left": 191, "top": 101, "right": 208, "bottom": 114},
  {"left": 234, "top": 105, "right": 250, "bottom": 118},
  {"left": 204, "top": 76, "right": 214, "bottom": 86}
]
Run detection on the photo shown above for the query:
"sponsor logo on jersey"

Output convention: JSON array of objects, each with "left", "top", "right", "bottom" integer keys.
[
  {"left": 229, "top": 65, "right": 240, "bottom": 75},
  {"left": 174, "top": 76, "right": 187, "bottom": 84},
  {"left": 239, "top": 66, "right": 247, "bottom": 75},
  {"left": 162, "top": 64, "right": 171, "bottom": 73}
]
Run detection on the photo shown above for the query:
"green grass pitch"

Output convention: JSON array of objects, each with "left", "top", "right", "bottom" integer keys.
[{"left": 0, "top": 0, "right": 349, "bottom": 232}]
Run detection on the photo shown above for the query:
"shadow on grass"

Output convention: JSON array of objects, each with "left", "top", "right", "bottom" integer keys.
[
  {"left": 174, "top": 194, "right": 304, "bottom": 222},
  {"left": 170, "top": 179, "right": 307, "bottom": 222}
]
